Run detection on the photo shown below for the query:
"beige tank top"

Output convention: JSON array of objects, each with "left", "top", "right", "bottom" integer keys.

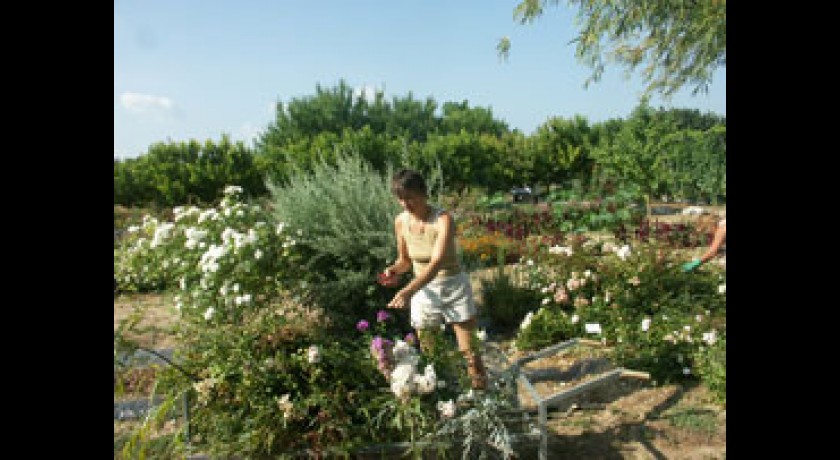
[{"left": 401, "top": 207, "right": 461, "bottom": 278}]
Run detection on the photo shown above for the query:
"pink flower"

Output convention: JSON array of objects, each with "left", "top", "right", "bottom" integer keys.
[
  {"left": 376, "top": 309, "right": 390, "bottom": 323},
  {"left": 370, "top": 336, "right": 389, "bottom": 353},
  {"left": 357, "top": 319, "right": 370, "bottom": 332},
  {"left": 370, "top": 336, "right": 394, "bottom": 378}
]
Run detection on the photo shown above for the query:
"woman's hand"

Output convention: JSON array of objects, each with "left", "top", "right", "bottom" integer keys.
[
  {"left": 377, "top": 269, "right": 401, "bottom": 288},
  {"left": 387, "top": 289, "right": 412, "bottom": 309}
]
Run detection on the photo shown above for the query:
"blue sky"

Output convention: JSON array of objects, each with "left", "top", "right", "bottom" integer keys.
[{"left": 114, "top": 0, "right": 726, "bottom": 159}]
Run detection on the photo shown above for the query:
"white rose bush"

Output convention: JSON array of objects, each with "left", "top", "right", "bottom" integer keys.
[
  {"left": 115, "top": 187, "right": 388, "bottom": 457},
  {"left": 116, "top": 185, "right": 517, "bottom": 459}
]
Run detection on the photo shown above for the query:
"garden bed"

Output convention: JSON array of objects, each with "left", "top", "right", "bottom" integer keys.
[
  {"left": 114, "top": 186, "right": 725, "bottom": 459},
  {"left": 115, "top": 295, "right": 725, "bottom": 459},
  {"left": 512, "top": 343, "right": 618, "bottom": 411}
]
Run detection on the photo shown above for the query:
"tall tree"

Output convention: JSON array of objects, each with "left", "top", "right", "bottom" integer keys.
[
  {"left": 499, "top": 0, "right": 726, "bottom": 97},
  {"left": 439, "top": 100, "right": 509, "bottom": 136},
  {"left": 529, "top": 115, "right": 596, "bottom": 189}
]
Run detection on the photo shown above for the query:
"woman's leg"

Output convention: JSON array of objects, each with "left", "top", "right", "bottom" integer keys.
[{"left": 452, "top": 318, "right": 487, "bottom": 390}]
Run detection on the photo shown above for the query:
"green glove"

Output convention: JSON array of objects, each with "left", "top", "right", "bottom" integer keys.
[{"left": 681, "top": 259, "right": 701, "bottom": 272}]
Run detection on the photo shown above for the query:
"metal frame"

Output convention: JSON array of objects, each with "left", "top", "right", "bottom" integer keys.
[{"left": 503, "top": 338, "right": 650, "bottom": 460}]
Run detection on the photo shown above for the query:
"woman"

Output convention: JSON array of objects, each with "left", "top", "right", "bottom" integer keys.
[{"left": 381, "top": 169, "right": 488, "bottom": 391}]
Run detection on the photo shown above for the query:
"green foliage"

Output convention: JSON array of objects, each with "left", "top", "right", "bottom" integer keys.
[
  {"left": 418, "top": 131, "right": 512, "bottom": 194},
  {"left": 368, "top": 396, "right": 440, "bottom": 449},
  {"left": 116, "top": 428, "right": 183, "bottom": 460},
  {"left": 439, "top": 100, "right": 509, "bottom": 136},
  {"left": 491, "top": 130, "right": 533, "bottom": 190},
  {"left": 427, "top": 393, "right": 516, "bottom": 459},
  {"left": 115, "top": 82, "right": 724, "bottom": 206},
  {"left": 528, "top": 115, "right": 597, "bottom": 189},
  {"left": 266, "top": 151, "right": 403, "bottom": 330},
  {"left": 114, "top": 186, "right": 299, "bottom": 294},
  {"left": 117, "top": 393, "right": 186, "bottom": 459},
  {"left": 512, "top": 240, "right": 726, "bottom": 385},
  {"left": 474, "top": 191, "right": 512, "bottom": 212},
  {"left": 176, "top": 336, "right": 387, "bottom": 458},
  {"left": 255, "top": 81, "right": 518, "bottom": 191},
  {"left": 113, "top": 215, "right": 179, "bottom": 292},
  {"left": 354, "top": 310, "right": 516, "bottom": 458},
  {"left": 667, "top": 124, "right": 726, "bottom": 204},
  {"left": 546, "top": 183, "right": 645, "bottom": 234},
  {"left": 513, "top": 241, "right": 606, "bottom": 350},
  {"left": 591, "top": 101, "right": 726, "bottom": 204},
  {"left": 118, "top": 261, "right": 518, "bottom": 458},
  {"left": 114, "top": 78, "right": 725, "bottom": 209},
  {"left": 257, "top": 80, "right": 438, "bottom": 148},
  {"left": 114, "top": 181, "right": 725, "bottom": 456},
  {"left": 114, "top": 136, "right": 267, "bottom": 207},
  {"left": 257, "top": 80, "right": 512, "bottom": 152},
  {"left": 258, "top": 124, "right": 421, "bottom": 186},
  {"left": 660, "top": 406, "right": 719, "bottom": 436},
  {"left": 693, "top": 332, "right": 726, "bottom": 405},
  {"left": 503, "top": 0, "right": 726, "bottom": 97},
  {"left": 114, "top": 187, "right": 398, "bottom": 458},
  {"left": 515, "top": 305, "right": 584, "bottom": 350},
  {"left": 479, "top": 269, "right": 543, "bottom": 333}
]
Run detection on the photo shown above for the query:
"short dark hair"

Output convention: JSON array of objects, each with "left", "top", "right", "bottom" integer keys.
[{"left": 391, "top": 168, "right": 427, "bottom": 198}]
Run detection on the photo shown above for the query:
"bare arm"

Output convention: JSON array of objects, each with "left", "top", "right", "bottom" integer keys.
[
  {"left": 699, "top": 221, "right": 726, "bottom": 264},
  {"left": 385, "top": 214, "right": 413, "bottom": 275},
  {"left": 386, "top": 211, "right": 455, "bottom": 309}
]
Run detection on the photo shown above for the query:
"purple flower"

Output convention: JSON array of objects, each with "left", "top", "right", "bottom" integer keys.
[
  {"left": 370, "top": 336, "right": 382, "bottom": 354},
  {"left": 404, "top": 332, "right": 417, "bottom": 345},
  {"left": 370, "top": 336, "right": 394, "bottom": 377},
  {"left": 356, "top": 319, "right": 370, "bottom": 332},
  {"left": 376, "top": 309, "right": 390, "bottom": 323},
  {"left": 371, "top": 336, "right": 392, "bottom": 353}
]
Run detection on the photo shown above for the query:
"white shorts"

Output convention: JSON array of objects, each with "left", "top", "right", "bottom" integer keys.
[{"left": 410, "top": 272, "right": 477, "bottom": 329}]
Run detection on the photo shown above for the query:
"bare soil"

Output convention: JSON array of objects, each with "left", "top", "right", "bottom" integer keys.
[
  {"left": 495, "top": 341, "right": 726, "bottom": 459},
  {"left": 114, "top": 292, "right": 181, "bottom": 349}
]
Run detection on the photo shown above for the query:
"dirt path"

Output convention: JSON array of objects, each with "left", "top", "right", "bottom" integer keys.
[
  {"left": 477, "top": 337, "right": 725, "bottom": 459},
  {"left": 114, "top": 292, "right": 181, "bottom": 349}
]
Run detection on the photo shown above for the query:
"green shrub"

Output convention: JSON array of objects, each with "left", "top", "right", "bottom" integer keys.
[
  {"left": 113, "top": 187, "right": 299, "bottom": 294},
  {"left": 114, "top": 186, "right": 430, "bottom": 458},
  {"left": 113, "top": 215, "right": 180, "bottom": 292},
  {"left": 694, "top": 333, "right": 726, "bottom": 405},
  {"left": 514, "top": 306, "right": 584, "bottom": 351},
  {"left": 512, "top": 240, "right": 726, "bottom": 384},
  {"left": 266, "top": 152, "right": 410, "bottom": 330},
  {"left": 478, "top": 268, "right": 542, "bottom": 334}
]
